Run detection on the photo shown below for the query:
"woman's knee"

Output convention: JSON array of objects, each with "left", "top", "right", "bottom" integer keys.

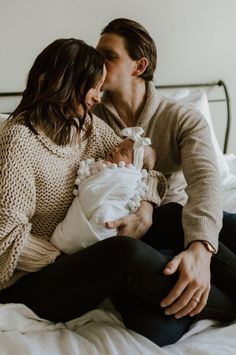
[
  {"left": 119, "top": 297, "right": 192, "bottom": 347},
  {"left": 100, "top": 236, "right": 147, "bottom": 263},
  {"left": 107, "top": 236, "right": 169, "bottom": 274},
  {"left": 98, "top": 236, "right": 164, "bottom": 268},
  {"left": 220, "top": 212, "right": 236, "bottom": 253}
]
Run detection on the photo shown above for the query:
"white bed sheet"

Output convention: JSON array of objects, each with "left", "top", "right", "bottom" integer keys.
[{"left": 0, "top": 302, "right": 236, "bottom": 355}]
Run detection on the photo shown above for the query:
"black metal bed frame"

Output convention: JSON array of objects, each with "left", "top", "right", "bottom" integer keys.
[{"left": 0, "top": 80, "right": 231, "bottom": 153}]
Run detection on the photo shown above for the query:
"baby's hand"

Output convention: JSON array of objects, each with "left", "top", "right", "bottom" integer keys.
[
  {"left": 104, "top": 161, "right": 113, "bottom": 167},
  {"left": 90, "top": 160, "right": 108, "bottom": 174}
]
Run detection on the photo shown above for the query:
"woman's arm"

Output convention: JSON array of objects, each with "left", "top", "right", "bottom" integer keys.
[
  {"left": 143, "top": 170, "right": 168, "bottom": 206},
  {"left": 106, "top": 200, "right": 154, "bottom": 239},
  {"left": 0, "top": 125, "right": 60, "bottom": 288}
]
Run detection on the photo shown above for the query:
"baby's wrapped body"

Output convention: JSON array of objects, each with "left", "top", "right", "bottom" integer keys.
[{"left": 51, "top": 159, "right": 148, "bottom": 254}]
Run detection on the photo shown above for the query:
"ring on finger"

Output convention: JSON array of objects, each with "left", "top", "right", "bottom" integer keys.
[{"left": 192, "top": 296, "right": 200, "bottom": 304}]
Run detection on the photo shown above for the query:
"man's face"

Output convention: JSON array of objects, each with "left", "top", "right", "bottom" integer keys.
[{"left": 96, "top": 33, "right": 136, "bottom": 91}]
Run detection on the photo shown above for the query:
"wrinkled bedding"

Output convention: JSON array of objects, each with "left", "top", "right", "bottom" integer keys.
[{"left": 0, "top": 302, "right": 236, "bottom": 355}]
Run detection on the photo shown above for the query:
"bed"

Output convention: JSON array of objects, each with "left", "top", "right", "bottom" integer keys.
[{"left": 0, "top": 81, "right": 236, "bottom": 355}]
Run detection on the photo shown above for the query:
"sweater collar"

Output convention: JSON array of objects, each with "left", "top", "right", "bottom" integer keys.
[
  {"left": 37, "top": 132, "right": 82, "bottom": 158},
  {"left": 101, "top": 82, "right": 160, "bottom": 128},
  {"left": 35, "top": 119, "right": 92, "bottom": 158}
]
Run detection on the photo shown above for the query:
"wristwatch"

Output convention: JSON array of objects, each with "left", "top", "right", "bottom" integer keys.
[{"left": 200, "top": 240, "right": 216, "bottom": 255}]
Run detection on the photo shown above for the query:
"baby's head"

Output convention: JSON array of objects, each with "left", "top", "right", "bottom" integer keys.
[
  {"left": 106, "top": 128, "right": 156, "bottom": 170},
  {"left": 106, "top": 139, "right": 134, "bottom": 166}
]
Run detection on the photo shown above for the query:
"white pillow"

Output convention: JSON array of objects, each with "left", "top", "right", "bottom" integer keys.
[{"left": 167, "top": 89, "right": 230, "bottom": 182}]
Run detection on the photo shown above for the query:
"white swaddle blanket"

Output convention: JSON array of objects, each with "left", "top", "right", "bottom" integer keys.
[{"left": 51, "top": 159, "right": 148, "bottom": 254}]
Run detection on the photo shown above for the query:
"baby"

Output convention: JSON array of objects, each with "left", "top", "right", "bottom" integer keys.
[
  {"left": 105, "top": 133, "right": 156, "bottom": 170},
  {"left": 51, "top": 127, "right": 158, "bottom": 254}
]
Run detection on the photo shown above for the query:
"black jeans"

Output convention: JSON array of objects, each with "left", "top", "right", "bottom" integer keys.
[
  {"left": 142, "top": 203, "right": 236, "bottom": 298},
  {"left": 0, "top": 204, "right": 236, "bottom": 347},
  {"left": 112, "top": 204, "right": 236, "bottom": 345}
]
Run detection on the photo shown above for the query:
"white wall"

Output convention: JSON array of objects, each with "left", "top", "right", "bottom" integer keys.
[{"left": 1, "top": 0, "right": 236, "bottom": 152}]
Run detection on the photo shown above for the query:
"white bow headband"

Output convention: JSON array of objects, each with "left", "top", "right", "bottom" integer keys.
[{"left": 120, "top": 127, "right": 151, "bottom": 169}]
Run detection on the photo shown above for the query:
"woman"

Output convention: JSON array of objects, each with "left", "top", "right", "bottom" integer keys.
[{"left": 0, "top": 38, "right": 235, "bottom": 347}]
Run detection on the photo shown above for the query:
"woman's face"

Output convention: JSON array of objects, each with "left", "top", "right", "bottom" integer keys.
[{"left": 84, "top": 65, "right": 107, "bottom": 111}]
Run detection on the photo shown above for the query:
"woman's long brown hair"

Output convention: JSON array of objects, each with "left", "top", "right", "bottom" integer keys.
[{"left": 9, "top": 38, "right": 105, "bottom": 145}]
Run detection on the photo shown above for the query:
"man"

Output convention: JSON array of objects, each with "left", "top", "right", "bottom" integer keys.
[{"left": 94, "top": 18, "right": 236, "bottom": 329}]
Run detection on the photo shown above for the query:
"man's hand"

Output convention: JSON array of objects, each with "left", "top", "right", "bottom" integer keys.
[
  {"left": 160, "top": 241, "right": 212, "bottom": 318},
  {"left": 106, "top": 201, "right": 153, "bottom": 239}
]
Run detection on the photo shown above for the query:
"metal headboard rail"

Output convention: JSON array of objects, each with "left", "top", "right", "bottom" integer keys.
[
  {"left": 155, "top": 80, "right": 231, "bottom": 153},
  {"left": 0, "top": 80, "right": 231, "bottom": 153},
  {"left": 0, "top": 92, "right": 22, "bottom": 97}
]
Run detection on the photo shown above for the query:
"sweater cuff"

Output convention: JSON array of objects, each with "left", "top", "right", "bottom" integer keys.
[
  {"left": 143, "top": 170, "right": 168, "bottom": 207},
  {"left": 17, "top": 233, "right": 61, "bottom": 272},
  {"left": 183, "top": 215, "right": 221, "bottom": 252}
]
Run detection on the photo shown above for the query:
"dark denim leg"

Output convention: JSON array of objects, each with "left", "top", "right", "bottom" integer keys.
[
  {"left": 113, "top": 249, "right": 236, "bottom": 347},
  {"left": 211, "top": 241, "right": 236, "bottom": 300},
  {"left": 112, "top": 290, "right": 192, "bottom": 347},
  {"left": 144, "top": 203, "right": 236, "bottom": 303},
  {"left": 131, "top": 208, "right": 236, "bottom": 343},
  {"left": 0, "top": 218, "right": 235, "bottom": 346},
  {"left": 0, "top": 237, "right": 177, "bottom": 324},
  {"left": 145, "top": 205, "right": 236, "bottom": 255},
  {"left": 142, "top": 202, "right": 185, "bottom": 253},
  {"left": 197, "top": 228, "right": 236, "bottom": 322},
  {"left": 219, "top": 211, "right": 236, "bottom": 254},
  {"left": 197, "top": 283, "right": 236, "bottom": 323}
]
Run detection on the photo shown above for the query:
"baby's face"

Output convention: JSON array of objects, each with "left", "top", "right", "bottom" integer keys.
[{"left": 106, "top": 139, "right": 133, "bottom": 165}]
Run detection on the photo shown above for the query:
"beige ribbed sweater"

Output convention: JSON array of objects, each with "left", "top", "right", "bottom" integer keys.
[
  {"left": 94, "top": 82, "right": 223, "bottom": 251},
  {"left": 0, "top": 115, "right": 166, "bottom": 290}
]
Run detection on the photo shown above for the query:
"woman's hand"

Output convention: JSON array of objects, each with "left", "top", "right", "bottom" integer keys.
[
  {"left": 160, "top": 241, "right": 212, "bottom": 318},
  {"left": 106, "top": 201, "right": 153, "bottom": 239}
]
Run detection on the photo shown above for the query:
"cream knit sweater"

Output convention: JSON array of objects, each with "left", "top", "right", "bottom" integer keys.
[
  {"left": 94, "top": 82, "right": 223, "bottom": 251},
  {"left": 0, "top": 115, "right": 166, "bottom": 290}
]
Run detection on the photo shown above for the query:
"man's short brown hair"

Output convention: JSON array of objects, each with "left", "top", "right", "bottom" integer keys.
[{"left": 101, "top": 18, "right": 157, "bottom": 81}]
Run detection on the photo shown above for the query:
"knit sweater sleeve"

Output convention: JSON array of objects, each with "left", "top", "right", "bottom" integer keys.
[
  {"left": 0, "top": 125, "right": 60, "bottom": 289},
  {"left": 178, "top": 109, "right": 222, "bottom": 251},
  {"left": 143, "top": 170, "right": 167, "bottom": 206}
]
